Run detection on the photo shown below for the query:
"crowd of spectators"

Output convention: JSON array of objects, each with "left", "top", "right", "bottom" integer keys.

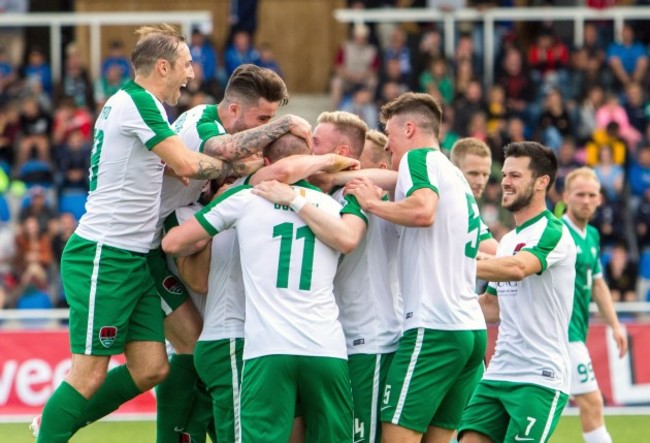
[
  {"left": 3, "top": 2, "right": 650, "bottom": 312},
  {"left": 332, "top": 3, "right": 650, "bottom": 303}
]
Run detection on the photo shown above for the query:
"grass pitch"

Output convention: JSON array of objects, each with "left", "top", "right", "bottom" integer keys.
[{"left": 1, "top": 415, "right": 648, "bottom": 442}]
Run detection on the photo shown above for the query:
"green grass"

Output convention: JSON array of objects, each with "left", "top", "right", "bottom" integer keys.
[{"left": 1, "top": 415, "right": 649, "bottom": 442}]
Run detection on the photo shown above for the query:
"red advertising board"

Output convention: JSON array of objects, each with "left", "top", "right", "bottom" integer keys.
[
  {"left": 2, "top": 323, "right": 650, "bottom": 418},
  {"left": 0, "top": 329, "right": 156, "bottom": 417}
]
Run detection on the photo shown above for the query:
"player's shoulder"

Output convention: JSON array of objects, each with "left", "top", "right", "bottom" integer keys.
[{"left": 585, "top": 224, "right": 601, "bottom": 242}]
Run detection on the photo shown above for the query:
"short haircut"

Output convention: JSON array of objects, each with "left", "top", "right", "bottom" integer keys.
[
  {"left": 364, "top": 129, "right": 391, "bottom": 165},
  {"left": 316, "top": 111, "right": 368, "bottom": 159},
  {"left": 224, "top": 64, "right": 289, "bottom": 107},
  {"left": 564, "top": 167, "right": 600, "bottom": 192},
  {"left": 450, "top": 137, "right": 491, "bottom": 166},
  {"left": 503, "top": 141, "right": 558, "bottom": 191},
  {"left": 379, "top": 92, "right": 442, "bottom": 138},
  {"left": 263, "top": 133, "right": 310, "bottom": 163},
  {"left": 131, "top": 24, "right": 186, "bottom": 76}
]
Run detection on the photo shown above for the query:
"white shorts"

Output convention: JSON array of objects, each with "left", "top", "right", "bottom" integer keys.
[{"left": 569, "top": 341, "right": 599, "bottom": 396}]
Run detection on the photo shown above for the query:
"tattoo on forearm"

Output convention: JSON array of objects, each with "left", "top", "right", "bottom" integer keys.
[
  {"left": 203, "top": 116, "right": 292, "bottom": 161},
  {"left": 194, "top": 159, "right": 223, "bottom": 180}
]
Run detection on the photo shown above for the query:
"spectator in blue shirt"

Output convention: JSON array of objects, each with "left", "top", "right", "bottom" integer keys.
[
  {"left": 224, "top": 30, "right": 261, "bottom": 77},
  {"left": 607, "top": 23, "right": 648, "bottom": 92},
  {"left": 100, "top": 39, "right": 131, "bottom": 82},
  {"left": 23, "top": 47, "right": 52, "bottom": 96},
  {"left": 189, "top": 29, "right": 220, "bottom": 83}
]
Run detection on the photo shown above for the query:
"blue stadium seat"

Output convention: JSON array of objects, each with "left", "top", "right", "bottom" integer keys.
[
  {"left": 58, "top": 190, "right": 88, "bottom": 221},
  {"left": 640, "top": 250, "right": 650, "bottom": 280},
  {"left": 0, "top": 194, "right": 9, "bottom": 222}
]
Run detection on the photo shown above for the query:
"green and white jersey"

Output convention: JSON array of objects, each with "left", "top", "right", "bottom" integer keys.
[
  {"left": 76, "top": 80, "right": 175, "bottom": 253},
  {"left": 395, "top": 148, "right": 486, "bottom": 332},
  {"left": 331, "top": 188, "right": 401, "bottom": 355},
  {"left": 563, "top": 215, "right": 603, "bottom": 343},
  {"left": 163, "top": 203, "right": 208, "bottom": 316},
  {"left": 479, "top": 217, "right": 493, "bottom": 242},
  {"left": 152, "top": 104, "right": 227, "bottom": 248},
  {"left": 485, "top": 210, "right": 576, "bottom": 394},
  {"left": 195, "top": 180, "right": 365, "bottom": 360}
]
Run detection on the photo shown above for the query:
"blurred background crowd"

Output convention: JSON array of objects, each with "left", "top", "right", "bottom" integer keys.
[{"left": 1, "top": 0, "right": 649, "bottom": 315}]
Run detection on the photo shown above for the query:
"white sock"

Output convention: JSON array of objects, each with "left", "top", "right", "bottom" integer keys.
[{"left": 583, "top": 425, "right": 612, "bottom": 443}]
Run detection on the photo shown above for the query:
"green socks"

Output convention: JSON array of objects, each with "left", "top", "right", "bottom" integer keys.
[
  {"left": 156, "top": 354, "right": 199, "bottom": 443},
  {"left": 37, "top": 381, "right": 88, "bottom": 443}
]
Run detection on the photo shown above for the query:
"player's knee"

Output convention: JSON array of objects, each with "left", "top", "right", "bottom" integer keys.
[{"left": 134, "top": 359, "right": 170, "bottom": 390}]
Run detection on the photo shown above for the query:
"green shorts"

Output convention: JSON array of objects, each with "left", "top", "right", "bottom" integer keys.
[
  {"left": 458, "top": 380, "right": 568, "bottom": 442},
  {"left": 240, "top": 355, "right": 353, "bottom": 443},
  {"left": 380, "top": 328, "right": 486, "bottom": 433},
  {"left": 349, "top": 353, "right": 394, "bottom": 443},
  {"left": 147, "top": 246, "right": 189, "bottom": 316},
  {"left": 63, "top": 233, "right": 164, "bottom": 356},
  {"left": 194, "top": 338, "right": 244, "bottom": 443}
]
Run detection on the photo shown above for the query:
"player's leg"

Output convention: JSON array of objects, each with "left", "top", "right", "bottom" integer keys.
[
  {"left": 240, "top": 355, "right": 297, "bottom": 443},
  {"left": 298, "top": 356, "right": 354, "bottom": 443},
  {"left": 194, "top": 338, "right": 244, "bottom": 443},
  {"left": 457, "top": 381, "right": 509, "bottom": 443},
  {"left": 502, "top": 382, "right": 568, "bottom": 442},
  {"left": 381, "top": 328, "right": 480, "bottom": 443},
  {"left": 180, "top": 379, "right": 216, "bottom": 443},
  {"left": 424, "top": 330, "right": 487, "bottom": 443},
  {"left": 569, "top": 341, "right": 611, "bottom": 443}
]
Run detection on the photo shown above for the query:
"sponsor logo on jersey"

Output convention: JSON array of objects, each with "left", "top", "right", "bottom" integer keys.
[
  {"left": 353, "top": 338, "right": 365, "bottom": 346},
  {"left": 513, "top": 243, "right": 526, "bottom": 255},
  {"left": 405, "top": 312, "right": 414, "bottom": 319},
  {"left": 162, "top": 276, "right": 184, "bottom": 295},
  {"left": 98, "top": 326, "right": 118, "bottom": 348},
  {"left": 541, "top": 369, "right": 555, "bottom": 379},
  {"left": 100, "top": 106, "right": 112, "bottom": 119}
]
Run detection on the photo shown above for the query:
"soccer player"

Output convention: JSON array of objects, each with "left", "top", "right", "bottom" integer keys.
[
  {"left": 33, "top": 25, "right": 236, "bottom": 443},
  {"left": 163, "top": 133, "right": 367, "bottom": 442},
  {"left": 345, "top": 92, "right": 487, "bottom": 443},
  {"left": 450, "top": 137, "right": 498, "bottom": 255},
  {"left": 458, "top": 141, "right": 577, "bottom": 443},
  {"left": 360, "top": 129, "right": 392, "bottom": 170},
  {"left": 311, "top": 111, "right": 401, "bottom": 443},
  {"left": 150, "top": 64, "right": 313, "bottom": 443},
  {"left": 562, "top": 167, "right": 628, "bottom": 443}
]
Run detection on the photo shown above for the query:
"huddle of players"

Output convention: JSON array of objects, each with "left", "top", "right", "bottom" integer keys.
[{"left": 33, "top": 24, "right": 627, "bottom": 443}]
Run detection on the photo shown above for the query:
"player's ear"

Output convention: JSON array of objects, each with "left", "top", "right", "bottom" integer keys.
[{"left": 229, "top": 102, "right": 240, "bottom": 117}]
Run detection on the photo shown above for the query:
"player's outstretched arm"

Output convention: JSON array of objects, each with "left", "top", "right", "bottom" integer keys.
[
  {"left": 311, "top": 169, "right": 398, "bottom": 194},
  {"left": 248, "top": 154, "right": 359, "bottom": 186},
  {"left": 163, "top": 218, "right": 213, "bottom": 257},
  {"left": 176, "top": 240, "right": 212, "bottom": 295},
  {"left": 253, "top": 180, "right": 366, "bottom": 254},
  {"left": 592, "top": 277, "right": 628, "bottom": 358},
  {"left": 479, "top": 237, "right": 498, "bottom": 256},
  {"left": 203, "top": 114, "right": 313, "bottom": 161},
  {"left": 153, "top": 135, "right": 231, "bottom": 180},
  {"left": 476, "top": 251, "right": 542, "bottom": 282},
  {"left": 345, "top": 177, "right": 435, "bottom": 227},
  {"left": 479, "top": 293, "right": 500, "bottom": 323}
]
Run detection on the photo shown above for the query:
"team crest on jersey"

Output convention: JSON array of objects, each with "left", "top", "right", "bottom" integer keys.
[
  {"left": 513, "top": 243, "right": 526, "bottom": 255},
  {"left": 180, "top": 432, "right": 192, "bottom": 443},
  {"left": 100, "top": 106, "right": 112, "bottom": 119},
  {"left": 163, "top": 276, "right": 184, "bottom": 295},
  {"left": 98, "top": 326, "right": 118, "bottom": 348}
]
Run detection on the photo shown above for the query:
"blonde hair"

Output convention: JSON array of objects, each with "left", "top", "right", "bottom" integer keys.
[
  {"left": 363, "top": 129, "right": 391, "bottom": 165},
  {"left": 564, "top": 167, "right": 601, "bottom": 192},
  {"left": 450, "top": 137, "right": 491, "bottom": 167},
  {"left": 131, "top": 24, "right": 186, "bottom": 76},
  {"left": 316, "top": 111, "right": 368, "bottom": 159}
]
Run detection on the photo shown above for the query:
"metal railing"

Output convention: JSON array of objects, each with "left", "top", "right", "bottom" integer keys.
[
  {"left": 0, "top": 11, "right": 212, "bottom": 83},
  {"left": 333, "top": 6, "right": 650, "bottom": 85}
]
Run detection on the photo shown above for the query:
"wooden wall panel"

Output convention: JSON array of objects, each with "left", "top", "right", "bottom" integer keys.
[{"left": 74, "top": 0, "right": 347, "bottom": 93}]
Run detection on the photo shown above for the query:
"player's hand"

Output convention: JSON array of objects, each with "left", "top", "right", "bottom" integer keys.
[
  {"left": 164, "top": 164, "right": 189, "bottom": 186},
  {"left": 286, "top": 115, "right": 313, "bottom": 150},
  {"left": 344, "top": 177, "right": 382, "bottom": 210},
  {"left": 476, "top": 252, "right": 494, "bottom": 261},
  {"left": 323, "top": 154, "right": 360, "bottom": 173},
  {"left": 253, "top": 180, "right": 297, "bottom": 206},
  {"left": 612, "top": 326, "right": 628, "bottom": 358}
]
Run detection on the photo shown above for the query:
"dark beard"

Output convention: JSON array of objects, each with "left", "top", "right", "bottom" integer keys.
[{"left": 503, "top": 183, "right": 535, "bottom": 213}]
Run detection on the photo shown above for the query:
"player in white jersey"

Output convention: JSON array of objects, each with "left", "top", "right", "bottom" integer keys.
[
  {"left": 149, "top": 65, "right": 314, "bottom": 443},
  {"left": 163, "top": 133, "right": 367, "bottom": 442},
  {"left": 451, "top": 137, "right": 499, "bottom": 256},
  {"left": 562, "top": 167, "right": 627, "bottom": 443},
  {"left": 346, "top": 92, "right": 487, "bottom": 443},
  {"left": 311, "top": 111, "right": 401, "bottom": 443},
  {"left": 33, "top": 25, "right": 244, "bottom": 443},
  {"left": 458, "top": 141, "right": 577, "bottom": 443}
]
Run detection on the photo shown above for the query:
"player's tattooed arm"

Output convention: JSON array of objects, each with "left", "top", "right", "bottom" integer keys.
[{"left": 202, "top": 115, "right": 312, "bottom": 161}]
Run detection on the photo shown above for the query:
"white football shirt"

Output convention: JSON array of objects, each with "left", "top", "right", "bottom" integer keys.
[
  {"left": 395, "top": 148, "right": 486, "bottom": 332},
  {"left": 484, "top": 210, "right": 576, "bottom": 393}
]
